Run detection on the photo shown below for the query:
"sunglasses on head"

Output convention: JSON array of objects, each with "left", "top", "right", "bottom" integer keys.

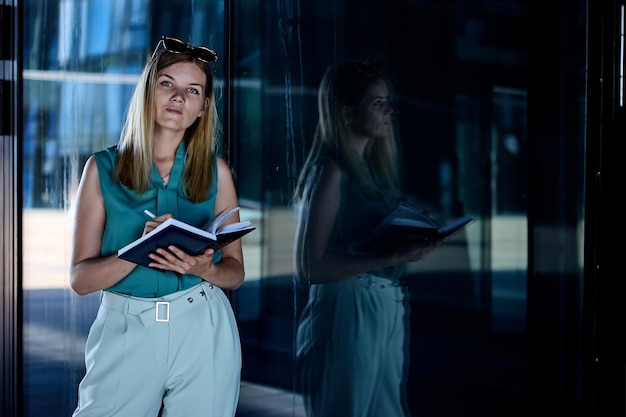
[{"left": 151, "top": 35, "right": 218, "bottom": 64}]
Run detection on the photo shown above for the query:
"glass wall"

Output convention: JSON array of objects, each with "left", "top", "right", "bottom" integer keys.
[{"left": 21, "top": 1, "right": 588, "bottom": 416}]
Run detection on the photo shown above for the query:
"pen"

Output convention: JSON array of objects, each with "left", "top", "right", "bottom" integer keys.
[{"left": 144, "top": 209, "right": 156, "bottom": 219}]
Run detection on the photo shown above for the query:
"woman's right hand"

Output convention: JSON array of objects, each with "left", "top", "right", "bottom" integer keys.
[{"left": 142, "top": 213, "right": 174, "bottom": 236}]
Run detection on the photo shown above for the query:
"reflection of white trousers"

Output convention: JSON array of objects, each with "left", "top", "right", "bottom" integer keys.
[
  {"left": 72, "top": 281, "right": 241, "bottom": 417},
  {"left": 296, "top": 273, "right": 411, "bottom": 417}
]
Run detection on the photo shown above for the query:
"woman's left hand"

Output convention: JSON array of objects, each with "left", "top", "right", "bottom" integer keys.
[{"left": 147, "top": 245, "right": 216, "bottom": 276}]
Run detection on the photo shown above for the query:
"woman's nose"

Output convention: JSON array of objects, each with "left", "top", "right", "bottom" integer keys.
[
  {"left": 171, "top": 90, "right": 184, "bottom": 102},
  {"left": 385, "top": 102, "right": 397, "bottom": 115}
]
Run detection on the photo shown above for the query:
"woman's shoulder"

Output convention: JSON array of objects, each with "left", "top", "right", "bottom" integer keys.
[
  {"left": 215, "top": 154, "right": 227, "bottom": 167},
  {"left": 313, "top": 157, "right": 346, "bottom": 190},
  {"left": 314, "top": 155, "right": 343, "bottom": 173},
  {"left": 215, "top": 155, "right": 233, "bottom": 176},
  {"left": 91, "top": 145, "right": 119, "bottom": 174},
  {"left": 93, "top": 145, "right": 118, "bottom": 161}
]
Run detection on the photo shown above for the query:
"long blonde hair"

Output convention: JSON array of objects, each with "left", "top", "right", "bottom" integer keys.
[
  {"left": 294, "top": 61, "right": 402, "bottom": 202},
  {"left": 113, "top": 49, "right": 220, "bottom": 202}
]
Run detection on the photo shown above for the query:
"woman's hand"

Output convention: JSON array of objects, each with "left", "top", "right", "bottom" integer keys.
[
  {"left": 147, "top": 244, "right": 216, "bottom": 276},
  {"left": 142, "top": 212, "right": 217, "bottom": 275},
  {"left": 142, "top": 213, "right": 173, "bottom": 236}
]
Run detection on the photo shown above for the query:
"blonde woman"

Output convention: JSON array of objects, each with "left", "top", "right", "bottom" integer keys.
[
  {"left": 294, "top": 61, "right": 439, "bottom": 417},
  {"left": 70, "top": 36, "right": 243, "bottom": 417}
]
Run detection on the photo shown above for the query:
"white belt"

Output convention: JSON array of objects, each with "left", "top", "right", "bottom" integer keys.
[{"left": 100, "top": 282, "right": 214, "bottom": 327}]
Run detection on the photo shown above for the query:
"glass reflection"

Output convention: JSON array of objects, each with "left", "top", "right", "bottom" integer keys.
[{"left": 293, "top": 61, "right": 453, "bottom": 417}]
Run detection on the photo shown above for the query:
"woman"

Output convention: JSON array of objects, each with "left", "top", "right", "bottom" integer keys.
[
  {"left": 294, "top": 61, "right": 439, "bottom": 417},
  {"left": 70, "top": 36, "right": 243, "bottom": 417}
]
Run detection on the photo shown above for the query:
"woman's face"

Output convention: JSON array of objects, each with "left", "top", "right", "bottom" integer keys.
[
  {"left": 349, "top": 79, "right": 395, "bottom": 140},
  {"left": 153, "top": 61, "right": 210, "bottom": 134}
]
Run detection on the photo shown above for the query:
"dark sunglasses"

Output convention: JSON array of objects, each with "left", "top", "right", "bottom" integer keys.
[{"left": 151, "top": 35, "right": 218, "bottom": 64}]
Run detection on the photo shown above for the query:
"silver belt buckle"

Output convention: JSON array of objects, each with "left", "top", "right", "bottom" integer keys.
[{"left": 155, "top": 301, "right": 170, "bottom": 322}]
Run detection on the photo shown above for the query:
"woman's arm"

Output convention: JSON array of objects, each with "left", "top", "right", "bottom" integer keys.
[
  {"left": 295, "top": 160, "right": 438, "bottom": 285},
  {"left": 70, "top": 156, "right": 138, "bottom": 295}
]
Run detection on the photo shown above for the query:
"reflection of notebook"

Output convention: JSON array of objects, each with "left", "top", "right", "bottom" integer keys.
[
  {"left": 362, "top": 203, "right": 475, "bottom": 253},
  {"left": 433, "top": 215, "right": 475, "bottom": 238}
]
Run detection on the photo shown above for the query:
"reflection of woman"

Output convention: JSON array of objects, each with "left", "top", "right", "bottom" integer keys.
[
  {"left": 294, "top": 61, "right": 439, "bottom": 417},
  {"left": 70, "top": 36, "right": 243, "bottom": 416}
]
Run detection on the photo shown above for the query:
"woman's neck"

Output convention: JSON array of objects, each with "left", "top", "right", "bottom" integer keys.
[
  {"left": 152, "top": 134, "right": 182, "bottom": 185},
  {"left": 349, "top": 134, "right": 371, "bottom": 159},
  {"left": 153, "top": 131, "right": 183, "bottom": 158}
]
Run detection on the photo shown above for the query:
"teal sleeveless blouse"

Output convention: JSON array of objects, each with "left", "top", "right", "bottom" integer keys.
[{"left": 94, "top": 143, "right": 219, "bottom": 297}]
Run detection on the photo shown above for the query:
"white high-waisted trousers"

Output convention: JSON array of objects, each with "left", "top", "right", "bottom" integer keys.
[
  {"left": 296, "top": 273, "right": 411, "bottom": 417},
  {"left": 72, "top": 281, "right": 241, "bottom": 417}
]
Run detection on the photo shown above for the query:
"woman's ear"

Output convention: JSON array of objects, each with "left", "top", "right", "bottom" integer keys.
[{"left": 198, "top": 97, "right": 210, "bottom": 117}]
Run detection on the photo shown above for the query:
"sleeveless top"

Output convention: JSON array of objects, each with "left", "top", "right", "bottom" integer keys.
[
  {"left": 94, "top": 143, "right": 219, "bottom": 297},
  {"left": 302, "top": 156, "right": 405, "bottom": 281}
]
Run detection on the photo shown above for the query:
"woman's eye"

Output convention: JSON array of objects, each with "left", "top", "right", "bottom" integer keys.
[
  {"left": 160, "top": 80, "right": 172, "bottom": 87},
  {"left": 188, "top": 88, "right": 200, "bottom": 95}
]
